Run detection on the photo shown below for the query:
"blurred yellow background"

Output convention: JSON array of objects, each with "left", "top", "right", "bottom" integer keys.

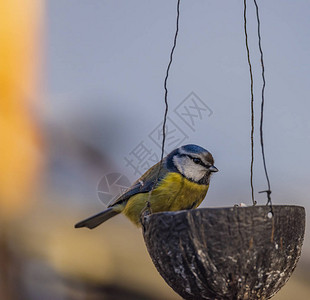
[{"left": 1, "top": 1, "right": 309, "bottom": 299}]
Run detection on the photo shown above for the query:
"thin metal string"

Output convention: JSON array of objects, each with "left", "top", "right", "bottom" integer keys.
[
  {"left": 243, "top": 0, "right": 256, "bottom": 205},
  {"left": 145, "top": 0, "right": 181, "bottom": 214},
  {"left": 253, "top": 0, "right": 273, "bottom": 211},
  {"left": 161, "top": 0, "right": 180, "bottom": 167}
]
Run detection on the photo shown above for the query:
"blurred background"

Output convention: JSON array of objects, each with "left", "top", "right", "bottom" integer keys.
[{"left": 1, "top": 0, "right": 309, "bottom": 299}]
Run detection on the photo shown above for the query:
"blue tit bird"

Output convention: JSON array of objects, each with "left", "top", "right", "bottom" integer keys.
[{"left": 75, "top": 144, "right": 218, "bottom": 229}]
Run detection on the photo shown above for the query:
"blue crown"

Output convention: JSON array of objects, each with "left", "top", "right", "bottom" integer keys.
[{"left": 182, "top": 144, "right": 207, "bottom": 154}]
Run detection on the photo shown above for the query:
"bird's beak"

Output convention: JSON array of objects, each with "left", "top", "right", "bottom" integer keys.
[{"left": 209, "top": 165, "right": 218, "bottom": 172}]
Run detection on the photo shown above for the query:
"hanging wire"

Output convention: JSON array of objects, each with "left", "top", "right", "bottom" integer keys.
[
  {"left": 243, "top": 0, "right": 256, "bottom": 206},
  {"left": 144, "top": 0, "right": 181, "bottom": 213},
  {"left": 161, "top": 0, "right": 181, "bottom": 166},
  {"left": 253, "top": 0, "right": 273, "bottom": 211}
]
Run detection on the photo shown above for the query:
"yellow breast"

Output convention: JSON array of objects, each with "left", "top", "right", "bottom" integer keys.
[{"left": 122, "top": 172, "right": 209, "bottom": 225}]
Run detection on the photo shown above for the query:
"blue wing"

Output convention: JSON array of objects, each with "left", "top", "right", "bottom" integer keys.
[{"left": 108, "top": 161, "right": 168, "bottom": 207}]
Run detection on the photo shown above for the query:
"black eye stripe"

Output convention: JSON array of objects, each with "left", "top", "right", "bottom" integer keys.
[
  {"left": 176, "top": 153, "right": 211, "bottom": 168},
  {"left": 187, "top": 155, "right": 210, "bottom": 168}
]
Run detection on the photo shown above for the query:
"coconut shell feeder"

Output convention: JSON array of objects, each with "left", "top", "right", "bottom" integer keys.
[{"left": 142, "top": 206, "right": 305, "bottom": 300}]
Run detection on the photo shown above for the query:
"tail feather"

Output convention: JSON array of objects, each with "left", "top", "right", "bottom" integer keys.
[{"left": 75, "top": 207, "right": 120, "bottom": 229}]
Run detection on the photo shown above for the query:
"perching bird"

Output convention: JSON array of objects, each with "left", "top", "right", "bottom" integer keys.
[{"left": 75, "top": 144, "right": 218, "bottom": 229}]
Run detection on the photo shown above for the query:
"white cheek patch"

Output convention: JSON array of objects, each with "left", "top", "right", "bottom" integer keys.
[{"left": 173, "top": 156, "right": 206, "bottom": 182}]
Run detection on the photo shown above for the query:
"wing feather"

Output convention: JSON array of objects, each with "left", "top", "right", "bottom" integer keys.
[{"left": 108, "top": 162, "right": 168, "bottom": 207}]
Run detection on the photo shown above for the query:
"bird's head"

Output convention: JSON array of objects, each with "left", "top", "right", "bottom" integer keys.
[{"left": 166, "top": 144, "right": 218, "bottom": 185}]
